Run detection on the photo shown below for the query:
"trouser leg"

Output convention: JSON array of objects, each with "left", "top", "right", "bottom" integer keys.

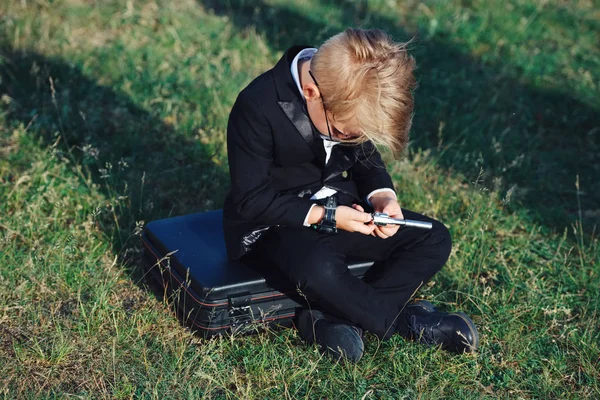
[
  {"left": 337, "top": 209, "right": 451, "bottom": 294},
  {"left": 335, "top": 209, "right": 452, "bottom": 335},
  {"left": 250, "top": 209, "right": 451, "bottom": 340}
]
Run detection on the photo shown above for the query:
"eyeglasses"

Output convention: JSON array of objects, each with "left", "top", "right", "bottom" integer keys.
[
  {"left": 308, "top": 69, "right": 334, "bottom": 141},
  {"left": 308, "top": 70, "right": 363, "bottom": 142}
]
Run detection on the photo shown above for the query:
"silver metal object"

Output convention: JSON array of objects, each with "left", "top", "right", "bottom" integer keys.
[{"left": 371, "top": 212, "right": 433, "bottom": 229}]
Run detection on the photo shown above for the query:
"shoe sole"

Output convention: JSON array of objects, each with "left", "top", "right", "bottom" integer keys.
[{"left": 449, "top": 312, "right": 480, "bottom": 352}]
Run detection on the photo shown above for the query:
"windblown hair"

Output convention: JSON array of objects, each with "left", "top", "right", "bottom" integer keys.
[{"left": 311, "top": 28, "right": 417, "bottom": 156}]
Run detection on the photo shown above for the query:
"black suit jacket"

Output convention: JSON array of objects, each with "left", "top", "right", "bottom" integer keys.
[{"left": 224, "top": 46, "right": 395, "bottom": 259}]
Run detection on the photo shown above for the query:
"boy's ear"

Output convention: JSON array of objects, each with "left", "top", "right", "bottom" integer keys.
[{"left": 303, "top": 83, "right": 321, "bottom": 101}]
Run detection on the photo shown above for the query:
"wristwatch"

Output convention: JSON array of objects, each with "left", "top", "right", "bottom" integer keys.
[{"left": 312, "top": 195, "right": 338, "bottom": 234}]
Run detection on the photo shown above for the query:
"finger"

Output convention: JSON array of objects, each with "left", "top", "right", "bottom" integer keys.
[
  {"left": 364, "top": 221, "right": 377, "bottom": 234},
  {"left": 381, "top": 225, "right": 399, "bottom": 236},
  {"left": 352, "top": 204, "right": 365, "bottom": 212},
  {"left": 386, "top": 208, "right": 404, "bottom": 219},
  {"left": 381, "top": 224, "right": 393, "bottom": 234},
  {"left": 374, "top": 227, "right": 390, "bottom": 239},
  {"left": 352, "top": 211, "right": 372, "bottom": 227},
  {"left": 355, "top": 223, "right": 375, "bottom": 235},
  {"left": 382, "top": 223, "right": 399, "bottom": 231},
  {"left": 389, "top": 211, "right": 405, "bottom": 220},
  {"left": 357, "top": 211, "right": 373, "bottom": 223},
  {"left": 384, "top": 207, "right": 402, "bottom": 218},
  {"left": 386, "top": 227, "right": 396, "bottom": 237},
  {"left": 383, "top": 205, "right": 402, "bottom": 216}
]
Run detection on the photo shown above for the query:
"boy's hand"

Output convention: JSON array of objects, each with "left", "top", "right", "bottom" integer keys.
[
  {"left": 336, "top": 206, "right": 375, "bottom": 235},
  {"left": 366, "top": 194, "right": 404, "bottom": 239}
]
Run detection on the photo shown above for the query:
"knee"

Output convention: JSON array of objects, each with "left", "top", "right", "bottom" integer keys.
[
  {"left": 287, "top": 248, "right": 342, "bottom": 290},
  {"left": 306, "top": 255, "right": 343, "bottom": 286},
  {"left": 302, "top": 257, "right": 348, "bottom": 297},
  {"left": 430, "top": 220, "right": 452, "bottom": 264}
]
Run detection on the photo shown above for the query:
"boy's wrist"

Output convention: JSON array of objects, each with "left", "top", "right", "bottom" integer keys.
[
  {"left": 307, "top": 205, "right": 326, "bottom": 225},
  {"left": 310, "top": 197, "right": 338, "bottom": 234}
]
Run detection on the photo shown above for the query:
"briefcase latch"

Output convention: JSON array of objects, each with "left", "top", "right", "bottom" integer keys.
[{"left": 228, "top": 292, "right": 253, "bottom": 325}]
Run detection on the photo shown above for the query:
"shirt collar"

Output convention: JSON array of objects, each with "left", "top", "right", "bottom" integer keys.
[{"left": 290, "top": 47, "right": 317, "bottom": 100}]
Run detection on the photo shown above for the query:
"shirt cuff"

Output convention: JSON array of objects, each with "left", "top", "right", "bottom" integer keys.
[
  {"left": 366, "top": 188, "right": 397, "bottom": 206},
  {"left": 303, "top": 203, "right": 318, "bottom": 227}
]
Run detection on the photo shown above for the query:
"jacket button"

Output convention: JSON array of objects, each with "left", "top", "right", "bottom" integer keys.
[{"left": 342, "top": 171, "right": 348, "bottom": 178}]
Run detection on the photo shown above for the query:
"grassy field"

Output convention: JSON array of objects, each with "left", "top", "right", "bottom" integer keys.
[{"left": 0, "top": 0, "right": 599, "bottom": 398}]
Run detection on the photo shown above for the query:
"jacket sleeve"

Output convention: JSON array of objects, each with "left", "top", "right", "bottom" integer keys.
[
  {"left": 226, "top": 93, "right": 314, "bottom": 226},
  {"left": 350, "top": 141, "right": 396, "bottom": 200}
]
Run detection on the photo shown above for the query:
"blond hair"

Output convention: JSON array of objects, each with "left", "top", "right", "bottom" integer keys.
[{"left": 311, "top": 28, "right": 417, "bottom": 156}]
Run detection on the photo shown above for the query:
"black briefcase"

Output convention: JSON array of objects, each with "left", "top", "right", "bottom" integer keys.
[{"left": 141, "top": 210, "right": 373, "bottom": 337}]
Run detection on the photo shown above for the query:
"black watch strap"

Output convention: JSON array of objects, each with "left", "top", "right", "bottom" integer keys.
[{"left": 313, "top": 196, "right": 338, "bottom": 234}]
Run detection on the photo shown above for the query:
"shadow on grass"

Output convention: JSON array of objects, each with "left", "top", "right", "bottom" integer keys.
[
  {"left": 0, "top": 45, "right": 229, "bottom": 276},
  {"left": 201, "top": 0, "right": 600, "bottom": 233}
]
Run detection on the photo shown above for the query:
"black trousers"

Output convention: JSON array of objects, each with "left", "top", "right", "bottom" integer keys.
[{"left": 251, "top": 209, "right": 452, "bottom": 340}]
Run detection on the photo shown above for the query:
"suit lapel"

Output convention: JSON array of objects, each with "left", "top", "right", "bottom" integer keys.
[
  {"left": 277, "top": 100, "right": 322, "bottom": 161},
  {"left": 272, "top": 46, "right": 327, "bottom": 162}
]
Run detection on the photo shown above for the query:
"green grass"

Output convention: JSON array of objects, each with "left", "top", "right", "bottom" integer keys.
[{"left": 0, "top": 0, "right": 599, "bottom": 398}]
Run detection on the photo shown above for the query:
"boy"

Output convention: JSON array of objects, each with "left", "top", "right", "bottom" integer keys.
[{"left": 223, "top": 28, "right": 478, "bottom": 362}]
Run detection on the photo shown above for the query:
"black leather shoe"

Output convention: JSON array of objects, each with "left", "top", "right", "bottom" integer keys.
[
  {"left": 404, "top": 308, "right": 479, "bottom": 354},
  {"left": 405, "top": 299, "right": 436, "bottom": 313},
  {"left": 296, "top": 309, "right": 364, "bottom": 363}
]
